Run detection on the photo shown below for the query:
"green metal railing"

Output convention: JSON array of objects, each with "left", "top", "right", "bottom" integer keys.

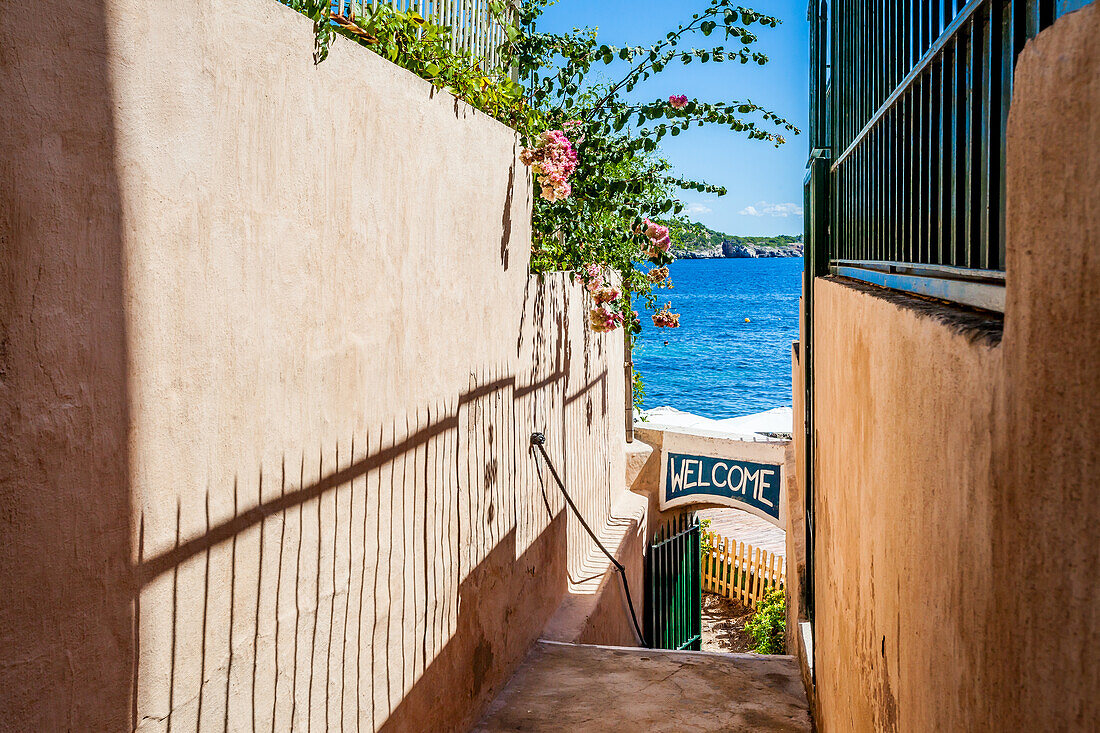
[
  {"left": 645, "top": 514, "right": 701, "bottom": 652},
  {"left": 800, "top": 0, "right": 1088, "bottom": 660},
  {"left": 806, "top": 0, "right": 1081, "bottom": 312}
]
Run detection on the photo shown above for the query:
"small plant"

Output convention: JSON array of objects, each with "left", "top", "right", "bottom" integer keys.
[
  {"left": 699, "top": 518, "right": 713, "bottom": 556},
  {"left": 745, "top": 587, "right": 786, "bottom": 654},
  {"left": 632, "top": 368, "right": 647, "bottom": 418}
]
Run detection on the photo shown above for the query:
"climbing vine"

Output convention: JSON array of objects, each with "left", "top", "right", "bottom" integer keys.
[
  {"left": 281, "top": 1, "right": 535, "bottom": 128},
  {"left": 283, "top": 0, "right": 797, "bottom": 341},
  {"left": 511, "top": 0, "right": 797, "bottom": 338}
]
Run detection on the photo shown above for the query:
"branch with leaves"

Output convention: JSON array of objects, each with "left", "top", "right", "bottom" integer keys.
[
  {"left": 512, "top": 0, "right": 799, "bottom": 343},
  {"left": 281, "top": 0, "right": 798, "bottom": 347}
]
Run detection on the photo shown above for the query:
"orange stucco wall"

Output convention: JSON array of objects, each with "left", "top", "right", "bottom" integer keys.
[
  {"left": 990, "top": 2, "right": 1100, "bottom": 726},
  {"left": 801, "top": 5, "right": 1100, "bottom": 730},
  {"left": 0, "top": 1, "right": 627, "bottom": 730},
  {"left": 809, "top": 280, "right": 1003, "bottom": 732}
]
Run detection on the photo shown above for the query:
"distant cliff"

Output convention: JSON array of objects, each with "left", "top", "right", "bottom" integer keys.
[
  {"left": 669, "top": 219, "right": 803, "bottom": 259},
  {"left": 677, "top": 241, "right": 804, "bottom": 259}
]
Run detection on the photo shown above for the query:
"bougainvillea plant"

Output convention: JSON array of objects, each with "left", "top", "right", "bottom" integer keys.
[
  {"left": 284, "top": 0, "right": 796, "bottom": 407},
  {"left": 509, "top": 0, "right": 798, "bottom": 339}
]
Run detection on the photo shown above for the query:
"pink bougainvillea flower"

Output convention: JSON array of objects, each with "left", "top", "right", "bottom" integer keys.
[
  {"left": 640, "top": 218, "right": 673, "bottom": 259},
  {"left": 652, "top": 302, "right": 681, "bottom": 328},
  {"left": 589, "top": 305, "right": 625, "bottom": 333},
  {"left": 521, "top": 129, "right": 579, "bottom": 202},
  {"left": 669, "top": 94, "right": 689, "bottom": 110},
  {"left": 593, "top": 285, "right": 621, "bottom": 304}
]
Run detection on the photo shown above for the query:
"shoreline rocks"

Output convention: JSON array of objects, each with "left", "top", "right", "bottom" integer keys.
[{"left": 676, "top": 241, "right": 804, "bottom": 259}]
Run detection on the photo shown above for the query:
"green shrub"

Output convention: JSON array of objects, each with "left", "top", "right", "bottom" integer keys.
[
  {"left": 699, "top": 518, "right": 712, "bottom": 556},
  {"left": 745, "top": 588, "right": 786, "bottom": 654}
]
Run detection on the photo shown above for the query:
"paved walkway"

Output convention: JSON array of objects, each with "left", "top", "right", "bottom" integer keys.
[
  {"left": 476, "top": 641, "right": 811, "bottom": 732},
  {"left": 700, "top": 508, "right": 787, "bottom": 558}
]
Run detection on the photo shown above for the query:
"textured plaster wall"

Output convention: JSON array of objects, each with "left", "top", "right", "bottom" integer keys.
[
  {"left": 786, "top": 340, "right": 809, "bottom": 693},
  {"left": 0, "top": 0, "right": 626, "bottom": 730},
  {"left": 803, "top": 5, "right": 1100, "bottom": 730},
  {"left": 992, "top": 2, "right": 1100, "bottom": 727},
  {"left": 0, "top": 1, "right": 132, "bottom": 728},
  {"left": 809, "top": 280, "right": 1003, "bottom": 732}
]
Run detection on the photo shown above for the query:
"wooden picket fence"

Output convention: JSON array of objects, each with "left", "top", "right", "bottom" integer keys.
[
  {"left": 331, "top": 0, "right": 515, "bottom": 70},
  {"left": 702, "top": 531, "right": 785, "bottom": 610}
]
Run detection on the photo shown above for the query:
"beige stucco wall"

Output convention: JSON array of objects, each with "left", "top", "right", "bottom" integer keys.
[
  {"left": 0, "top": 1, "right": 627, "bottom": 730},
  {"left": 802, "top": 5, "right": 1100, "bottom": 730},
  {"left": 809, "top": 279, "right": 1003, "bottom": 732},
  {"left": 786, "top": 340, "right": 810, "bottom": 693},
  {"left": 991, "top": 2, "right": 1100, "bottom": 727}
]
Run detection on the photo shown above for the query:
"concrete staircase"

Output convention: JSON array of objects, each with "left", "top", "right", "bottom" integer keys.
[{"left": 475, "top": 640, "right": 812, "bottom": 732}]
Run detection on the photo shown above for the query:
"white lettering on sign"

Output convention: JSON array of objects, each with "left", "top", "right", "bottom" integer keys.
[
  {"left": 746, "top": 468, "right": 762, "bottom": 500},
  {"left": 758, "top": 469, "right": 776, "bottom": 507},
  {"left": 670, "top": 460, "right": 687, "bottom": 494},
  {"left": 711, "top": 461, "right": 729, "bottom": 489},
  {"left": 728, "top": 464, "right": 745, "bottom": 495}
]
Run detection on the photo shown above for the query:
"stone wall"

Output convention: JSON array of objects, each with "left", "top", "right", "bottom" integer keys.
[{"left": 0, "top": 1, "right": 626, "bottom": 730}]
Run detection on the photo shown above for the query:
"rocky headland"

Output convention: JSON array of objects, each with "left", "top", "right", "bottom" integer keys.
[{"left": 676, "top": 241, "right": 804, "bottom": 259}]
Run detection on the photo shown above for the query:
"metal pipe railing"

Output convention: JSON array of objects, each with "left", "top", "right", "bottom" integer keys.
[{"left": 530, "top": 432, "right": 648, "bottom": 647}]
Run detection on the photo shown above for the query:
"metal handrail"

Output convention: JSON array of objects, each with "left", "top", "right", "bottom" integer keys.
[{"left": 530, "top": 433, "right": 648, "bottom": 647}]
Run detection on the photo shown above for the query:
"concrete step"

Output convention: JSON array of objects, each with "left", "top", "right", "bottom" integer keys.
[{"left": 475, "top": 640, "right": 812, "bottom": 732}]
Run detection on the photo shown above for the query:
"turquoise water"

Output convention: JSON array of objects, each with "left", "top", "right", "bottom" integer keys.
[{"left": 634, "top": 257, "right": 803, "bottom": 420}]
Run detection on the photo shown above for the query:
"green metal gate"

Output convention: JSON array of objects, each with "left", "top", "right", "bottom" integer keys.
[{"left": 645, "top": 513, "right": 702, "bottom": 651}]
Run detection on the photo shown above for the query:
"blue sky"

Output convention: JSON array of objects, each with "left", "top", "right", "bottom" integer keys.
[{"left": 537, "top": 0, "right": 809, "bottom": 237}]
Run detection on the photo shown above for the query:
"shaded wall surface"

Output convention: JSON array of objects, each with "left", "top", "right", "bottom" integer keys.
[
  {"left": 802, "top": 5, "right": 1099, "bottom": 730},
  {"left": 992, "top": 3, "right": 1100, "bottom": 727},
  {"left": 0, "top": 1, "right": 626, "bottom": 730},
  {"left": 808, "top": 280, "right": 1003, "bottom": 732}
]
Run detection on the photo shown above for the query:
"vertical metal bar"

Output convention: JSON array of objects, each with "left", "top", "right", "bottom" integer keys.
[
  {"left": 895, "top": 105, "right": 902, "bottom": 264},
  {"left": 949, "top": 37, "right": 962, "bottom": 266},
  {"left": 692, "top": 520, "right": 701, "bottom": 650},
  {"left": 661, "top": 528, "right": 669, "bottom": 648},
  {"left": 979, "top": 5, "right": 993, "bottom": 270},
  {"left": 981, "top": 1, "right": 1000, "bottom": 270},
  {"left": 928, "top": 57, "right": 941, "bottom": 265},
  {"left": 914, "top": 73, "right": 924, "bottom": 264},
  {"left": 680, "top": 522, "right": 687, "bottom": 647},
  {"left": 656, "top": 529, "right": 664, "bottom": 648},
  {"left": 671, "top": 526, "right": 677, "bottom": 649},
  {"left": 941, "top": 41, "right": 953, "bottom": 266},
  {"left": 905, "top": 87, "right": 913, "bottom": 263},
  {"left": 862, "top": 145, "right": 868, "bottom": 261},
  {"left": 1026, "top": 0, "right": 1040, "bottom": 35},
  {"left": 967, "top": 18, "right": 982, "bottom": 269}
]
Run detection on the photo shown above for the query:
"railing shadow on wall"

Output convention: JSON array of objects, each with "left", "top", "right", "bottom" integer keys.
[{"left": 129, "top": 274, "right": 622, "bottom": 732}]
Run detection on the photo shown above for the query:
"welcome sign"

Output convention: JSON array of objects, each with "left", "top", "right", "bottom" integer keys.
[{"left": 657, "top": 430, "right": 787, "bottom": 528}]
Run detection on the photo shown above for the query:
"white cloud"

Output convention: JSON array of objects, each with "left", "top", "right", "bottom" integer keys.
[
  {"left": 738, "top": 201, "right": 804, "bottom": 218},
  {"left": 684, "top": 203, "right": 712, "bottom": 215}
]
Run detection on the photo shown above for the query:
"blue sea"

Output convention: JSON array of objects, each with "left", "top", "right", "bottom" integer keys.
[{"left": 634, "top": 257, "right": 803, "bottom": 420}]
